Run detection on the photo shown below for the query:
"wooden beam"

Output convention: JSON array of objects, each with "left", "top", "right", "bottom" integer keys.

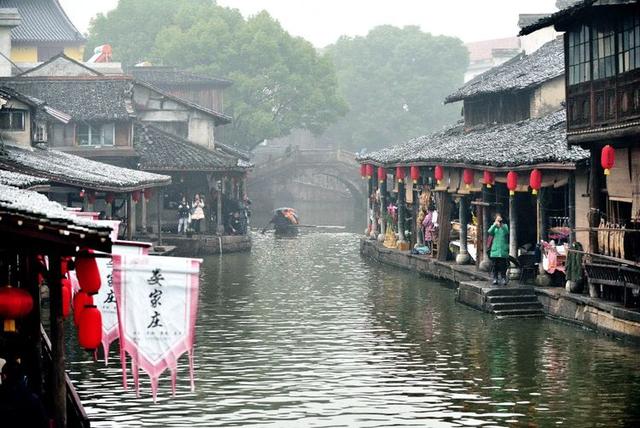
[
  {"left": 437, "top": 191, "right": 452, "bottom": 262},
  {"left": 48, "top": 255, "right": 66, "bottom": 428}
]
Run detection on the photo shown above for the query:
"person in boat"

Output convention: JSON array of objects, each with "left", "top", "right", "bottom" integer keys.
[{"left": 262, "top": 209, "right": 297, "bottom": 234}]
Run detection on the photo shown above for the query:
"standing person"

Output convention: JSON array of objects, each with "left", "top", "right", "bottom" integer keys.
[
  {"left": 422, "top": 207, "right": 435, "bottom": 252},
  {"left": 192, "top": 194, "right": 205, "bottom": 233},
  {"left": 177, "top": 196, "right": 190, "bottom": 234},
  {"left": 0, "top": 360, "right": 48, "bottom": 428},
  {"left": 488, "top": 213, "right": 509, "bottom": 285}
]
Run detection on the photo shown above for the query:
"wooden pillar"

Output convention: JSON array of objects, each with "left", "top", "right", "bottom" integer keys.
[
  {"left": 537, "top": 187, "right": 546, "bottom": 243},
  {"left": 365, "top": 177, "right": 372, "bottom": 236},
  {"left": 48, "top": 256, "right": 66, "bottom": 428},
  {"left": 568, "top": 173, "right": 576, "bottom": 245},
  {"left": 126, "top": 195, "right": 133, "bottom": 240},
  {"left": 437, "top": 191, "right": 452, "bottom": 262},
  {"left": 589, "top": 148, "right": 602, "bottom": 253},
  {"left": 379, "top": 178, "right": 386, "bottom": 240},
  {"left": 456, "top": 196, "right": 471, "bottom": 264},
  {"left": 479, "top": 188, "right": 492, "bottom": 271},
  {"left": 141, "top": 194, "right": 148, "bottom": 233},
  {"left": 22, "top": 254, "right": 43, "bottom": 396},
  {"left": 156, "top": 190, "right": 163, "bottom": 244},
  {"left": 397, "top": 180, "right": 406, "bottom": 244},
  {"left": 216, "top": 180, "right": 224, "bottom": 235},
  {"left": 508, "top": 194, "right": 520, "bottom": 279},
  {"left": 413, "top": 184, "right": 421, "bottom": 246}
]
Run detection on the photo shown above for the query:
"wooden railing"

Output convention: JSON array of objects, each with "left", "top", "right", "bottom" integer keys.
[
  {"left": 41, "top": 325, "right": 91, "bottom": 428},
  {"left": 567, "top": 68, "right": 640, "bottom": 138}
]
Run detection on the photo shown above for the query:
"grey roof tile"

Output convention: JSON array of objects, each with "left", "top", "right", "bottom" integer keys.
[
  {"left": 357, "top": 110, "right": 589, "bottom": 168},
  {"left": 0, "top": 143, "right": 170, "bottom": 191},
  {"left": 127, "top": 66, "right": 232, "bottom": 88},
  {"left": 0, "top": 170, "right": 48, "bottom": 188},
  {"left": 445, "top": 38, "right": 564, "bottom": 103},
  {"left": 134, "top": 122, "right": 248, "bottom": 172},
  {"left": 0, "top": 0, "right": 85, "bottom": 43}
]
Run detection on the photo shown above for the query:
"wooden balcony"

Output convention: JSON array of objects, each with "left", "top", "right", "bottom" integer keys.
[{"left": 567, "top": 68, "right": 640, "bottom": 146}]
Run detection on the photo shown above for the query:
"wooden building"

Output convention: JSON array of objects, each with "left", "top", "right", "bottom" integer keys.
[
  {"left": 522, "top": 0, "right": 640, "bottom": 304},
  {"left": 359, "top": 36, "right": 589, "bottom": 284},
  {"left": 0, "top": 0, "right": 85, "bottom": 63},
  {"left": 0, "top": 175, "right": 112, "bottom": 428}
]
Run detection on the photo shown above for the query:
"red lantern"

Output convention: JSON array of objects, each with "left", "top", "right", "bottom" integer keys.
[
  {"left": 396, "top": 166, "right": 405, "bottom": 183},
  {"left": 78, "top": 305, "right": 102, "bottom": 351},
  {"left": 87, "top": 191, "right": 97, "bottom": 204},
  {"left": 105, "top": 192, "right": 115, "bottom": 205},
  {"left": 529, "top": 169, "right": 542, "bottom": 195},
  {"left": 507, "top": 171, "right": 518, "bottom": 196},
  {"left": 132, "top": 190, "right": 141, "bottom": 204},
  {"left": 483, "top": 170, "right": 495, "bottom": 188},
  {"left": 73, "top": 291, "right": 93, "bottom": 326},
  {"left": 463, "top": 169, "right": 474, "bottom": 189},
  {"left": 601, "top": 145, "right": 615, "bottom": 176},
  {"left": 61, "top": 279, "right": 71, "bottom": 318},
  {"left": 0, "top": 286, "right": 33, "bottom": 332},
  {"left": 360, "top": 164, "right": 367, "bottom": 179},
  {"left": 75, "top": 250, "right": 101, "bottom": 295},
  {"left": 144, "top": 188, "right": 153, "bottom": 202},
  {"left": 377, "top": 166, "right": 386, "bottom": 183},
  {"left": 434, "top": 165, "right": 444, "bottom": 185},
  {"left": 365, "top": 164, "right": 374, "bottom": 179},
  {"left": 410, "top": 165, "right": 420, "bottom": 184}
]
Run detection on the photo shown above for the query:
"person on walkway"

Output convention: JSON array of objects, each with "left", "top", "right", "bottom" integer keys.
[
  {"left": 488, "top": 213, "right": 509, "bottom": 285},
  {"left": 191, "top": 194, "right": 205, "bottom": 233},
  {"left": 177, "top": 196, "right": 190, "bottom": 234},
  {"left": 229, "top": 211, "right": 243, "bottom": 235},
  {"left": 422, "top": 207, "right": 435, "bottom": 252}
]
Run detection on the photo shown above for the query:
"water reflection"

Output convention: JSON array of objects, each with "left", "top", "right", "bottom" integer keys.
[{"left": 68, "top": 232, "right": 640, "bottom": 427}]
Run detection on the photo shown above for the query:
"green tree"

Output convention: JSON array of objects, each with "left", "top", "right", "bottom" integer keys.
[
  {"left": 87, "top": 1, "right": 347, "bottom": 150},
  {"left": 324, "top": 25, "right": 469, "bottom": 152}
]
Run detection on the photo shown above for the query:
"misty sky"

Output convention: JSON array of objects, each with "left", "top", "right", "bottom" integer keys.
[{"left": 60, "top": 0, "right": 559, "bottom": 46}]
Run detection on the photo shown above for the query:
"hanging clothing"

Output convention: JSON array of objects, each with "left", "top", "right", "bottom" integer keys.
[{"left": 565, "top": 241, "right": 585, "bottom": 282}]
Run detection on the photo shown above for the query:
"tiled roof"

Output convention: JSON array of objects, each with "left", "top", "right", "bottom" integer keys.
[
  {"left": 0, "top": 170, "right": 48, "bottom": 188},
  {"left": 518, "top": 14, "right": 551, "bottom": 29},
  {"left": 0, "top": 77, "right": 134, "bottom": 122},
  {"left": 357, "top": 110, "right": 589, "bottom": 169},
  {"left": 134, "top": 122, "right": 248, "bottom": 172},
  {"left": 0, "top": 0, "right": 85, "bottom": 43},
  {"left": 214, "top": 141, "right": 251, "bottom": 161},
  {"left": 127, "top": 66, "right": 232, "bottom": 88},
  {"left": 135, "top": 80, "right": 232, "bottom": 125},
  {"left": 519, "top": 0, "right": 625, "bottom": 36},
  {"left": 0, "top": 143, "right": 171, "bottom": 191},
  {"left": 0, "top": 184, "right": 112, "bottom": 248},
  {"left": 445, "top": 38, "right": 564, "bottom": 103}
]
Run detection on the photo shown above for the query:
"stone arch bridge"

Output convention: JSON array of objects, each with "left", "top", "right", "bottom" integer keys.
[{"left": 247, "top": 148, "right": 365, "bottom": 226}]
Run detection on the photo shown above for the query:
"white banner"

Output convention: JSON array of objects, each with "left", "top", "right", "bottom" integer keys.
[{"left": 112, "top": 255, "right": 202, "bottom": 401}]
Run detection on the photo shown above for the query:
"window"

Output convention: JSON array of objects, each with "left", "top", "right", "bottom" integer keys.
[
  {"left": 618, "top": 15, "right": 640, "bottom": 73},
  {"left": 76, "top": 123, "right": 115, "bottom": 146},
  {"left": 0, "top": 109, "right": 25, "bottom": 131},
  {"left": 592, "top": 21, "right": 616, "bottom": 80},
  {"left": 568, "top": 25, "right": 591, "bottom": 85},
  {"left": 34, "top": 123, "right": 47, "bottom": 142}
]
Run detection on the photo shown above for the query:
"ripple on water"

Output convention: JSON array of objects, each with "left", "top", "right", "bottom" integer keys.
[{"left": 67, "top": 232, "right": 640, "bottom": 427}]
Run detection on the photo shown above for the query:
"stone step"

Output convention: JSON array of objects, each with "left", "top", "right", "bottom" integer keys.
[
  {"left": 489, "top": 302, "right": 543, "bottom": 312},
  {"left": 493, "top": 308, "right": 545, "bottom": 318},
  {"left": 484, "top": 286, "right": 536, "bottom": 297},
  {"left": 487, "top": 295, "right": 539, "bottom": 304}
]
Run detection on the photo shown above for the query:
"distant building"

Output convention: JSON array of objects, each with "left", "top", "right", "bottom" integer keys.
[
  {"left": 464, "top": 37, "right": 521, "bottom": 82},
  {"left": 0, "top": 0, "right": 85, "bottom": 63}
]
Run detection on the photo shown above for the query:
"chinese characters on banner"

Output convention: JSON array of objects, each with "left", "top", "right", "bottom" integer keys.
[
  {"left": 112, "top": 255, "right": 202, "bottom": 401},
  {"left": 95, "top": 242, "right": 151, "bottom": 364}
]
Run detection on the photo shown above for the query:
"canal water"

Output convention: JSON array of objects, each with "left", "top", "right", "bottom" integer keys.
[{"left": 67, "top": 232, "right": 640, "bottom": 427}]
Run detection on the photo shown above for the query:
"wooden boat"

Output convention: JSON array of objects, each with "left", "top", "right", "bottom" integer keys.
[{"left": 271, "top": 207, "right": 299, "bottom": 237}]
